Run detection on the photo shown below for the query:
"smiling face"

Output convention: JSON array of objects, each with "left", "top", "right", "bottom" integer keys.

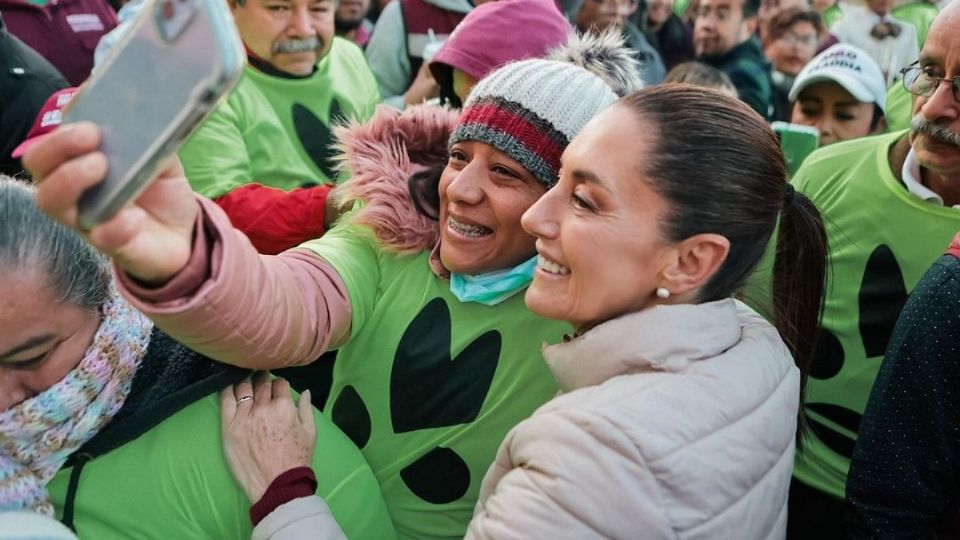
[
  {"left": 791, "top": 81, "right": 877, "bottom": 145},
  {"left": 438, "top": 141, "right": 548, "bottom": 275},
  {"left": 0, "top": 272, "right": 100, "bottom": 411},
  {"left": 232, "top": 0, "right": 335, "bottom": 76},
  {"left": 521, "top": 106, "right": 677, "bottom": 331}
]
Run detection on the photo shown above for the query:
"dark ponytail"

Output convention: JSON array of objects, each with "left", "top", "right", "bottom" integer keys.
[
  {"left": 773, "top": 189, "right": 828, "bottom": 445},
  {"left": 620, "top": 85, "right": 827, "bottom": 445}
]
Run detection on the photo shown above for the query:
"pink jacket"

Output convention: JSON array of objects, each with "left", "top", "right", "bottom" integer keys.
[
  {"left": 114, "top": 105, "right": 460, "bottom": 368},
  {"left": 251, "top": 299, "right": 799, "bottom": 539}
]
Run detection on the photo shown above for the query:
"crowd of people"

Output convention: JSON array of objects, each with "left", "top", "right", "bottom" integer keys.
[{"left": 0, "top": 0, "right": 959, "bottom": 537}]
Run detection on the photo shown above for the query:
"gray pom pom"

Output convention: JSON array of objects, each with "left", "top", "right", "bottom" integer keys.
[{"left": 547, "top": 29, "right": 645, "bottom": 97}]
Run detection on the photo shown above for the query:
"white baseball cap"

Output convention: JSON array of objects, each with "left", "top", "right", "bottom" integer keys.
[{"left": 789, "top": 44, "right": 887, "bottom": 114}]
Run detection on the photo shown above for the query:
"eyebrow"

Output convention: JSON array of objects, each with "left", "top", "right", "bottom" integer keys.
[
  {"left": 834, "top": 101, "right": 863, "bottom": 107},
  {"left": 571, "top": 169, "right": 610, "bottom": 190},
  {"left": 0, "top": 334, "right": 56, "bottom": 363}
]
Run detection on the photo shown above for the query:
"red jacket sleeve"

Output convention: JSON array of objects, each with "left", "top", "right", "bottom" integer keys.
[{"left": 214, "top": 183, "right": 331, "bottom": 255}]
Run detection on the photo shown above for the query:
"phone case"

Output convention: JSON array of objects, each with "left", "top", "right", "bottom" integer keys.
[{"left": 68, "top": 0, "right": 245, "bottom": 229}]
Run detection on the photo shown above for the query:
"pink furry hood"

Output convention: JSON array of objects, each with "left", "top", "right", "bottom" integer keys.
[{"left": 329, "top": 104, "right": 460, "bottom": 254}]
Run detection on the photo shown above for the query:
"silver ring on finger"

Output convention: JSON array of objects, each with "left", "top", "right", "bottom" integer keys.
[{"left": 236, "top": 395, "right": 254, "bottom": 405}]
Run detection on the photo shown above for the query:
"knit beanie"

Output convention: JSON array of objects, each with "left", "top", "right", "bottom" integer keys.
[{"left": 449, "top": 30, "right": 642, "bottom": 188}]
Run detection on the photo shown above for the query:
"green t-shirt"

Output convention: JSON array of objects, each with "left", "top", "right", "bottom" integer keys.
[
  {"left": 301, "top": 225, "right": 570, "bottom": 540},
  {"left": 885, "top": 82, "right": 913, "bottom": 133},
  {"left": 179, "top": 37, "right": 380, "bottom": 199},
  {"left": 47, "top": 393, "right": 395, "bottom": 539},
  {"left": 746, "top": 131, "right": 960, "bottom": 499}
]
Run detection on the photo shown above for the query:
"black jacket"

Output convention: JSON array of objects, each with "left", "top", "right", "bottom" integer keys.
[
  {"left": 700, "top": 36, "right": 773, "bottom": 120},
  {"left": 846, "top": 251, "right": 960, "bottom": 539},
  {"left": 0, "top": 13, "right": 68, "bottom": 177}
]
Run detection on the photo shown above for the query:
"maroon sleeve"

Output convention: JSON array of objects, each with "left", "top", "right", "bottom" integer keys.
[
  {"left": 214, "top": 183, "right": 332, "bottom": 255},
  {"left": 249, "top": 467, "right": 319, "bottom": 526}
]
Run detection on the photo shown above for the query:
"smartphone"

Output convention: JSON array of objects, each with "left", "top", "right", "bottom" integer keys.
[
  {"left": 66, "top": 0, "right": 245, "bottom": 229},
  {"left": 771, "top": 122, "right": 820, "bottom": 177}
]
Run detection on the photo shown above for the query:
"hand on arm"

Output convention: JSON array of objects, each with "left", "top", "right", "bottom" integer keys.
[{"left": 220, "top": 373, "right": 317, "bottom": 503}]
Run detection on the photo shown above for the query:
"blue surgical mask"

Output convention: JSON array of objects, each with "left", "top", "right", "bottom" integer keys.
[{"left": 450, "top": 256, "right": 538, "bottom": 306}]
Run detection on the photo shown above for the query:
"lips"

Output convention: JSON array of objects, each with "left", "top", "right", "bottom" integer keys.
[
  {"left": 448, "top": 216, "right": 493, "bottom": 238},
  {"left": 536, "top": 254, "right": 569, "bottom": 275}
]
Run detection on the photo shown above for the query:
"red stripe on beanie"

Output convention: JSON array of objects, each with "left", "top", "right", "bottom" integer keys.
[{"left": 459, "top": 102, "right": 566, "bottom": 175}]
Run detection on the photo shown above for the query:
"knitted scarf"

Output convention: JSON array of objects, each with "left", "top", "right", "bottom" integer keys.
[{"left": 0, "top": 291, "right": 153, "bottom": 515}]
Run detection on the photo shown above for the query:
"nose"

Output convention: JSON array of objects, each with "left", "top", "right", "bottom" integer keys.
[
  {"left": 919, "top": 77, "right": 960, "bottom": 124},
  {"left": 287, "top": 5, "right": 313, "bottom": 37},
  {"left": 445, "top": 163, "right": 486, "bottom": 206},
  {"left": 521, "top": 187, "right": 560, "bottom": 240},
  {"left": 814, "top": 116, "right": 834, "bottom": 143},
  {"left": 0, "top": 374, "right": 29, "bottom": 411}
]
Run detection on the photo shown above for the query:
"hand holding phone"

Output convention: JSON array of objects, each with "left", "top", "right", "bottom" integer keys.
[{"left": 25, "top": 123, "right": 198, "bottom": 285}]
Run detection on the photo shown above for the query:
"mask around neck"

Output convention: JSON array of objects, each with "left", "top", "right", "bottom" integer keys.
[{"left": 449, "top": 256, "right": 538, "bottom": 306}]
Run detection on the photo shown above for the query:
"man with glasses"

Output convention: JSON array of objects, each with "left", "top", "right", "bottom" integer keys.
[
  {"left": 845, "top": 9, "right": 960, "bottom": 536},
  {"left": 744, "top": 3, "right": 960, "bottom": 537},
  {"left": 694, "top": 0, "right": 773, "bottom": 118}
]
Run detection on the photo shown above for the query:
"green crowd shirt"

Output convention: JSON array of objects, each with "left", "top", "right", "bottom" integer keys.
[
  {"left": 302, "top": 224, "right": 571, "bottom": 540},
  {"left": 48, "top": 393, "right": 396, "bottom": 539},
  {"left": 746, "top": 130, "right": 960, "bottom": 499},
  {"left": 178, "top": 37, "right": 380, "bottom": 199}
]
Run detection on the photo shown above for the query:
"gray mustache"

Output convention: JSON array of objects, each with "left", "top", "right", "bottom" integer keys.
[
  {"left": 272, "top": 36, "right": 322, "bottom": 54},
  {"left": 911, "top": 115, "right": 960, "bottom": 147}
]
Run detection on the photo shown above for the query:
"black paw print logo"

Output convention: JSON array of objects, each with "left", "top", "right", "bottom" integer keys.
[
  {"left": 291, "top": 98, "right": 347, "bottom": 181},
  {"left": 331, "top": 298, "right": 502, "bottom": 504},
  {"left": 807, "top": 244, "right": 908, "bottom": 458}
]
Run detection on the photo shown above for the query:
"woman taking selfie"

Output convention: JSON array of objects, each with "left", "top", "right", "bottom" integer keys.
[
  {"left": 24, "top": 33, "right": 641, "bottom": 539},
  {"left": 220, "top": 84, "right": 829, "bottom": 539}
]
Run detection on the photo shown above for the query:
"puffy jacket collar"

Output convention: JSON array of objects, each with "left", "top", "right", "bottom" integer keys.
[
  {"left": 330, "top": 104, "right": 460, "bottom": 258},
  {"left": 543, "top": 299, "right": 743, "bottom": 392}
]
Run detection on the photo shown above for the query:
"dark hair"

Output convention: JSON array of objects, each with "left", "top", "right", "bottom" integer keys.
[
  {"left": 408, "top": 162, "right": 446, "bottom": 221},
  {"left": 869, "top": 104, "right": 885, "bottom": 132},
  {"left": 764, "top": 7, "right": 824, "bottom": 46},
  {"left": 665, "top": 62, "right": 738, "bottom": 96},
  {"left": 0, "top": 176, "right": 111, "bottom": 311},
  {"left": 620, "top": 85, "right": 827, "bottom": 444},
  {"left": 743, "top": 0, "right": 762, "bottom": 18}
]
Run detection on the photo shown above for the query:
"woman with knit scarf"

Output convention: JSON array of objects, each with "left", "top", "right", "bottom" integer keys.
[
  {"left": 0, "top": 178, "right": 392, "bottom": 538},
  {"left": 221, "top": 86, "right": 831, "bottom": 539},
  {"left": 25, "top": 32, "right": 643, "bottom": 540}
]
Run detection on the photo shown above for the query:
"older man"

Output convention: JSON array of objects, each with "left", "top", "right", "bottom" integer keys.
[
  {"left": 845, "top": 4, "right": 960, "bottom": 537},
  {"left": 96, "top": 0, "right": 381, "bottom": 254},
  {"left": 746, "top": 3, "right": 960, "bottom": 537}
]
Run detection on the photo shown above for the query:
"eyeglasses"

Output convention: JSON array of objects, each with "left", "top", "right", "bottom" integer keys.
[
  {"left": 900, "top": 62, "right": 960, "bottom": 103},
  {"left": 780, "top": 32, "right": 819, "bottom": 49}
]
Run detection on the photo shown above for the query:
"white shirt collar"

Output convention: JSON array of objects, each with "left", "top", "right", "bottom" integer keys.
[{"left": 902, "top": 147, "right": 960, "bottom": 208}]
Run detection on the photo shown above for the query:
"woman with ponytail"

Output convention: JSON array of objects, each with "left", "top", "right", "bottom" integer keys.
[{"left": 217, "top": 84, "right": 827, "bottom": 539}]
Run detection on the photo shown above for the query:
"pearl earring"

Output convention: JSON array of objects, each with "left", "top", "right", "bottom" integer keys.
[{"left": 656, "top": 287, "right": 671, "bottom": 299}]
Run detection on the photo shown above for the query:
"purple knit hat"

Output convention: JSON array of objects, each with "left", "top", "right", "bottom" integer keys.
[{"left": 429, "top": 0, "right": 571, "bottom": 83}]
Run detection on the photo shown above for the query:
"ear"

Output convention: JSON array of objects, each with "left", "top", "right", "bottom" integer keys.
[
  {"left": 659, "top": 233, "right": 730, "bottom": 299},
  {"left": 741, "top": 16, "right": 758, "bottom": 39}
]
